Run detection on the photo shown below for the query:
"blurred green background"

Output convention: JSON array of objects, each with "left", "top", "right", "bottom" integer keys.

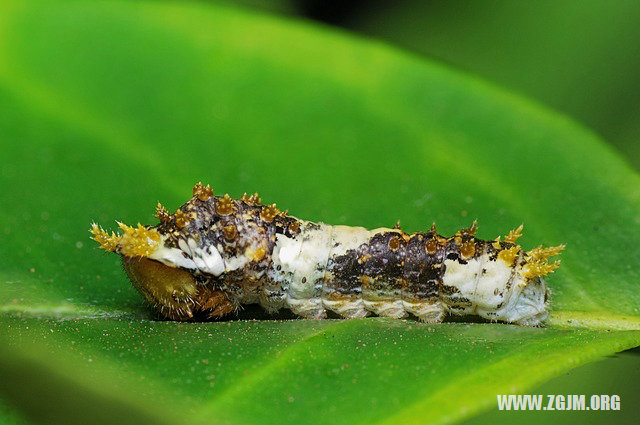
[{"left": 223, "top": 0, "right": 640, "bottom": 169}]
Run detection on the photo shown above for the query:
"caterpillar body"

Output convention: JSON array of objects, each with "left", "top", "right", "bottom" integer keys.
[{"left": 91, "top": 183, "right": 564, "bottom": 325}]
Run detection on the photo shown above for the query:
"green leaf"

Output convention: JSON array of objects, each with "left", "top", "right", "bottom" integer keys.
[
  {"left": 346, "top": 0, "right": 640, "bottom": 169},
  {"left": 0, "top": 1, "right": 638, "bottom": 425}
]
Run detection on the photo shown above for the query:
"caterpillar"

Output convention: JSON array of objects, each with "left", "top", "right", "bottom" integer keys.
[{"left": 90, "top": 183, "right": 564, "bottom": 325}]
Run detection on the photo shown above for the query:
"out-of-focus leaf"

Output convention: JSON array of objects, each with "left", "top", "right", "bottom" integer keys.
[{"left": 346, "top": 0, "right": 640, "bottom": 168}]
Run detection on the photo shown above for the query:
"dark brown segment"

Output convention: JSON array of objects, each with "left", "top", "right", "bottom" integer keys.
[
  {"left": 361, "top": 232, "right": 407, "bottom": 300},
  {"left": 402, "top": 232, "right": 444, "bottom": 301},
  {"left": 440, "top": 234, "right": 468, "bottom": 309},
  {"left": 325, "top": 245, "right": 366, "bottom": 297},
  {"left": 326, "top": 231, "right": 409, "bottom": 300}
]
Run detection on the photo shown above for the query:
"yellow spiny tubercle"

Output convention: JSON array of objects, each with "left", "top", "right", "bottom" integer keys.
[
  {"left": 522, "top": 260, "right": 561, "bottom": 279},
  {"left": 249, "top": 192, "right": 261, "bottom": 205},
  {"left": 116, "top": 222, "right": 161, "bottom": 257},
  {"left": 240, "top": 192, "right": 262, "bottom": 205},
  {"left": 90, "top": 222, "right": 161, "bottom": 256},
  {"left": 216, "top": 194, "right": 236, "bottom": 215},
  {"left": 175, "top": 210, "right": 189, "bottom": 228},
  {"left": 465, "top": 220, "right": 478, "bottom": 237},
  {"left": 526, "top": 244, "right": 566, "bottom": 261},
  {"left": 90, "top": 223, "right": 119, "bottom": 252},
  {"left": 193, "top": 182, "right": 214, "bottom": 201},
  {"left": 155, "top": 202, "right": 172, "bottom": 222},
  {"left": 503, "top": 224, "right": 523, "bottom": 244},
  {"left": 260, "top": 203, "right": 281, "bottom": 222},
  {"left": 521, "top": 243, "right": 564, "bottom": 279},
  {"left": 498, "top": 245, "right": 520, "bottom": 265},
  {"left": 460, "top": 240, "right": 476, "bottom": 258}
]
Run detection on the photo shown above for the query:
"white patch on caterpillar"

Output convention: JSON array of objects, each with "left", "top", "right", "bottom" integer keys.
[
  {"left": 271, "top": 221, "right": 333, "bottom": 318},
  {"left": 441, "top": 255, "right": 486, "bottom": 315},
  {"left": 492, "top": 271, "right": 548, "bottom": 325},
  {"left": 472, "top": 253, "right": 512, "bottom": 312},
  {"left": 274, "top": 234, "right": 304, "bottom": 268},
  {"left": 149, "top": 237, "right": 199, "bottom": 270},
  {"left": 469, "top": 251, "right": 548, "bottom": 325},
  {"left": 275, "top": 223, "right": 380, "bottom": 319},
  {"left": 177, "top": 237, "right": 228, "bottom": 276},
  {"left": 328, "top": 225, "right": 386, "bottom": 257},
  {"left": 150, "top": 236, "right": 231, "bottom": 277},
  {"left": 440, "top": 248, "right": 546, "bottom": 325},
  {"left": 271, "top": 221, "right": 331, "bottom": 293},
  {"left": 223, "top": 253, "right": 251, "bottom": 272},
  {"left": 198, "top": 245, "right": 226, "bottom": 276}
]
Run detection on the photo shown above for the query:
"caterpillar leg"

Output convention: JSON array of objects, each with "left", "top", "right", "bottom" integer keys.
[
  {"left": 362, "top": 298, "right": 407, "bottom": 319},
  {"left": 322, "top": 292, "right": 369, "bottom": 318},
  {"left": 287, "top": 297, "right": 327, "bottom": 319},
  {"left": 197, "top": 287, "right": 236, "bottom": 319},
  {"left": 405, "top": 299, "right": 446, "bottom": 323}
]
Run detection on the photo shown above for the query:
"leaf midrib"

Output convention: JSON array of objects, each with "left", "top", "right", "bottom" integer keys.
[{"left": 1, "top": 302, "right": 639, "bottom": 331}]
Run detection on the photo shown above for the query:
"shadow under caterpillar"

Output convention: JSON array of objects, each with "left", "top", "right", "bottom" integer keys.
[{"left": 91, "top": 183, "right": 564, "bottom": 325}]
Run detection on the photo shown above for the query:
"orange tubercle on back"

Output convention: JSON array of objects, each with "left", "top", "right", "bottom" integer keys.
[
  {"left": 460, "top": 240, "right": 476, "bottom": 258},
  {"left": 260, "top": 203, "right": 281, "bottom": 222},
  {"left": 193, "top": 182, "right": 214, "bottom": 201},
  {"left": 155, "top": 203, "right": 172, "bottom": 223},
  {"left": 216, "top": 194, "right": 236, "bottom": 215}
]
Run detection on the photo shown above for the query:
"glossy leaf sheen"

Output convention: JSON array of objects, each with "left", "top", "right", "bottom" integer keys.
[{"left": 0, "top": 1, "right": 639, "bottom": 425}]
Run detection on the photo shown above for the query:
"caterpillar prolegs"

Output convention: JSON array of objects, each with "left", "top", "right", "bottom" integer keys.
[{"left": 90, "top": 183, "right": 564, "bottom": 325}]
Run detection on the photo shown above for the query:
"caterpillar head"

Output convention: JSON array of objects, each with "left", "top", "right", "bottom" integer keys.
[
  {"left": 90, "top": 183, "right": 249, "bottom": 320},
  {"left": 90, "top": 221, "right": 200, "bottom": 320}
]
